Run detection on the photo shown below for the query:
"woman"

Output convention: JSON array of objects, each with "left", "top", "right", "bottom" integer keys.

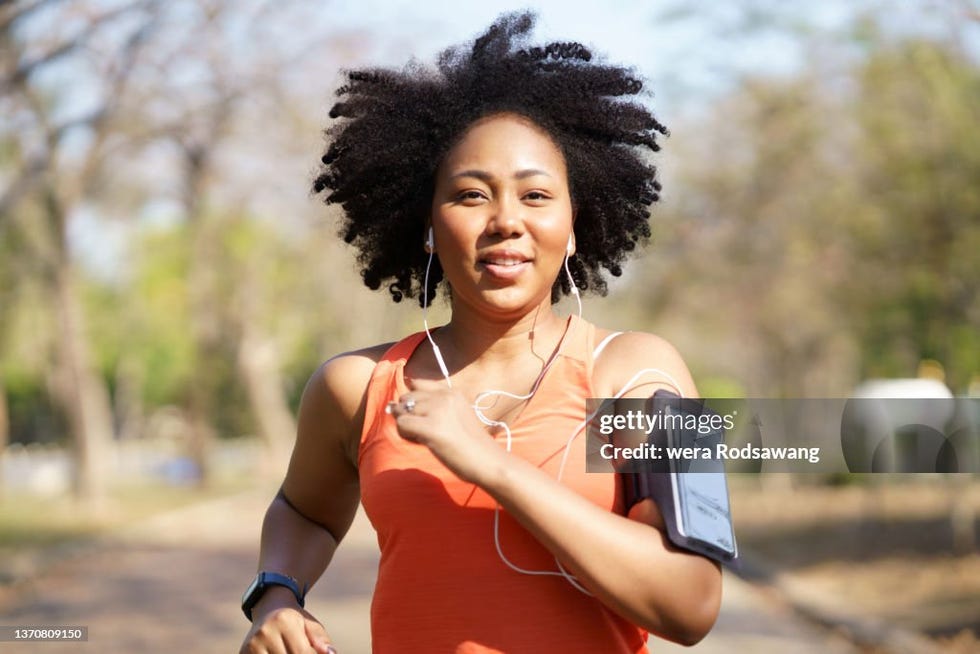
[{"left": 241, "top": 13, "right": 721, "bottom": 654}]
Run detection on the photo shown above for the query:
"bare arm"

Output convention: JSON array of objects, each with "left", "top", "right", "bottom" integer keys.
[
  {"left": 477, "top": 442, "right": 721, "bottom": 645},
  {"left": 392, "top": 332, "right": 722, "bottom": 646},
  {"left": 241, "top": 349, "right": 381, "bottom": 654}
]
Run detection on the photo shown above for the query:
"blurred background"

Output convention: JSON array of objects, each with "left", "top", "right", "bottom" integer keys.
[{"left": 0, "top": 1, "right": 978, "bottom": 652}]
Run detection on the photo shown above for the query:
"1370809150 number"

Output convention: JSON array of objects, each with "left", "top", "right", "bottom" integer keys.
[{"left": 0, "top": 627, "right": 88, "bottom": 642}]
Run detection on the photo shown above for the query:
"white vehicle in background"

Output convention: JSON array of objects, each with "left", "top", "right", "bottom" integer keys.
[{"left": 843, "top": 375, "right": 977, "bottom": 473}]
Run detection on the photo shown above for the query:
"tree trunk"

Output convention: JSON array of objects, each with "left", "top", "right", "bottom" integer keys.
[
  {"left": 237, "top": 323, "right": 296, "bottom": 477},
  {"left": 37, "top": 183, "right": 115, "bottom": 509},
  {"left": 181, "top": 147, "right": 222, "bottom": 489},
  {"left": 50, "top": 257, "right": 115, "bottom": 510},
  {"left": 232, "top": 249, "right": 297, "bottom": 477},
  {"left": 0, "top": 379, "right": 8, "bottom": 499},
  {"left": 184, "top": 236, "right": 219, "bottom": 489},
  {"left": 114, "top": 354, "right": 145, "bottom": 442}
]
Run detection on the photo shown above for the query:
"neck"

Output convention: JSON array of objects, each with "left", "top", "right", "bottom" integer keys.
[{"left": 435, "top": 302, "right": 570, "bottom": 373}]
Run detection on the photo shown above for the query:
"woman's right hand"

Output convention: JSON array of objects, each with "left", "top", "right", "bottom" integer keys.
[{"left": 240, "top": 603, "right": 336, "bottom": 654}]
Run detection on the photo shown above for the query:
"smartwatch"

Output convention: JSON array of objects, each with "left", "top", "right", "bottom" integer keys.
[{"left": 241, "top": 571, "right": 307, "bottom": 621}]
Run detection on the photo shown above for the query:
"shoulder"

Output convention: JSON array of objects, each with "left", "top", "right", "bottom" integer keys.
[
  {"left": 591, "top": 328, "right": 698, "bottom": 399},
  {"left": 302, "top": 342, "right": 396, "bottom": 426},
  {"left": 296, "top": 341, "right": 396, "bottom": 467},
  {"left": 282, "top": 343, "right": 396, "bottom": 536}
]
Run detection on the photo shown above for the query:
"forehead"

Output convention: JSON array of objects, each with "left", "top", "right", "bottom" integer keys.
[{"left": 439, "top": 113, "right": 567, "bottom": 173}]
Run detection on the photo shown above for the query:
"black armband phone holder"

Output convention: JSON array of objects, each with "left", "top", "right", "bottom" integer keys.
[{"left": 618, "top": 390, "right": 738, "bottom": 565}]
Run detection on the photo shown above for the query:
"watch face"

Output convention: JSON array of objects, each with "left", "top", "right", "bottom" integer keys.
[
  {"left": 242, "top": 572, "right": 304, "bottom": 621},
  {"left": 243, "top": 574, "right": 262, "bottom": 605}
]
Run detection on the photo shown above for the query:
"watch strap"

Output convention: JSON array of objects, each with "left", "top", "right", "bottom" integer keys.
[{"left": 242, "top": 571, "right": 307, "bottom": 621}]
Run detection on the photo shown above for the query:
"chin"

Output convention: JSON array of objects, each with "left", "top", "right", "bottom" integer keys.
[{"left": 475, "top": 288, "right": 551, "bottom": 317}]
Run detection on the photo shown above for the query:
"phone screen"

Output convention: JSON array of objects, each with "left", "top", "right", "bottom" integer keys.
[{"left": 665, "top": 405, "right": 738, "bottom": 559}]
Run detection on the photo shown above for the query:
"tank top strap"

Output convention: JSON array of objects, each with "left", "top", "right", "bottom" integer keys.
[
  {"left": 577, "top": 324, "right": 629, "bottom": 392},
  {"left": 557, "top": 314, "right": 600, "bottom": 390},
  {"left": 358, "top": 331, "right": 428, "bottom": 467},
  {"left": 379, "top": 331, "right": 429, "bottom": 364},
  {"left": 593, "top": 330, "right": 625, "bottom": 360}
]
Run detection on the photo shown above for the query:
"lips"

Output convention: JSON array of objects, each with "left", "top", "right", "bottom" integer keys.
[
  {"left": 478, "top": 249, "right": 532, "bottom": 280},
  {"left": 479, "top": 249, "right": 530, "bottom": 265}
]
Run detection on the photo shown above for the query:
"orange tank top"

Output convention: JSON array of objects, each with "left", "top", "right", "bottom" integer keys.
[{"left": 358, "top": 315, "right": 649, "bottom": 654}]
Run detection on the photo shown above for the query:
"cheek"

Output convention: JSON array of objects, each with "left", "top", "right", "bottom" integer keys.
[
  {"left": 537, "top": 211, "right": 576, "bottom": 252},
  {"left": 430, "top": 214, "right": 481, "bottom": 273},
  {"left": 436, "top": 212, "right": 481, "bottom": 247}
]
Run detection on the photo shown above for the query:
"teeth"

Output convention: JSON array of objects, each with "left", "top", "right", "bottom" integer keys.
[{"left": 484, "top": 255, "right": 526, "bottom": 266}]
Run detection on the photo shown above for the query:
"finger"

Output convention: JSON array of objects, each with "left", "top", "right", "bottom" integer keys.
[
  {"left": 387, "top": 400, "right": 419, "bottom": 418},
  {"left": 393, "top": 414, "right": 428, "bottom": 442},
  {"left": 385, "top": 395, "right": 412, "bottom": 416},
  {"left": 242, "top": 623, "right": 284, "bottom": 654},
  {"left": 389, "top": 393, "right": 434, "bottom": 418},
  {"left": 304, "top": 619, "right": 335, "bottom": 654},
  {"left": 405, "top": 376, "right": 445, "bottom": 391},
  {"left": 397, "top": 392, "right": 418, "bottom": 407},
  {"left": 281, "top": 626, "right": 315, "bottom": 654}
]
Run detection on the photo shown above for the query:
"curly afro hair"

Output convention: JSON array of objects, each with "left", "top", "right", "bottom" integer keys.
[{"left": 313, "top": 11, "right": 667, "bottom": 306}]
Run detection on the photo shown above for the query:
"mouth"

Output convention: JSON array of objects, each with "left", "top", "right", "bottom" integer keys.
[
  {"left": 478, "top": 250, "right": 532, "bottom": 280},
  {"left": 479, "top": 249, "right": 532, "bottom": 266}
]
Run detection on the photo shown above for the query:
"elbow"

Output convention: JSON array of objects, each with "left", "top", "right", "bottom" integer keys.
[
  {"left": 658, "top": 597, "right": 720, "bottom": 647},
  {"left": 644, "top": 569, "right": 722, "bottom": 647},
  {"left": 671, "top": 618, "right": 716, "bottom": 648}
]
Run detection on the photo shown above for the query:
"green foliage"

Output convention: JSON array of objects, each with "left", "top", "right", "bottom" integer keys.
[
  {"left": 4, "top": 378, "right": 68, "bottom": 445},
  {"left": 4, "top": 5, "right": 977, "bottom": 455},
  {"left": 92, "top": 214, "right": 325, "bottom": 437},
  {"left": 630, "top": 27, "right": 979, "bottom": 397},
  {"left": 123, "top": 225, "right": 196, "bottom": 407},
  {"left": 849, "top": 39, "right": 980, "bottom": 390}
]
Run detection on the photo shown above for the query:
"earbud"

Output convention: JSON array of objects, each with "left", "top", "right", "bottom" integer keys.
[
  {"left": 426, "top": 227, "right": 435, "bottom": 252},
  {"left": 563, "top": 233, "right": 582, "bottom": 312}
]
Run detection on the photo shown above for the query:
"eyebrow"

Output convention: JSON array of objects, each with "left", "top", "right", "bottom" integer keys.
[{"left": 450, "top": 168, "right": 552, "bottom": 182}]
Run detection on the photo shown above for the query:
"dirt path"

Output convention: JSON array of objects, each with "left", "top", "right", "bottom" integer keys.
[{"left": 0, "top": 488, "right": 862, "bottom": 653}]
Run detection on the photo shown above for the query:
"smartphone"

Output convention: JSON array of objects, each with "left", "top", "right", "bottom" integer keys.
[
  {"left": 621, "top": 391, "right": 738, "bottom": 564},
  {"left": 663, "top": 396, "right": 737, "bottom": 561}
]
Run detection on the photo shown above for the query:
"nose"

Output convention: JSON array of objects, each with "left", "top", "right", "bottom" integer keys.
[{"left": 486, "top": 196, "right": 525, "bottom": 238}]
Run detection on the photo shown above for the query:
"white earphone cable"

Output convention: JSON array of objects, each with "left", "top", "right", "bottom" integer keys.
[
  {"left": 419, "top": 233, "right": 678, "bottom": 594},
  {"left": 422, "top": 239, "right": 452, "bottom": 387}
]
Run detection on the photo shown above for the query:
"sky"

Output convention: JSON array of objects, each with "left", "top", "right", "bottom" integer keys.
[
  {"left": 318, "top": 0, "right": 819, "bottom": 115},
  {"left": 313, "top": 0, "right": 977, "bottom": 116},
  {"left": 29, "top": 0, "right": 980, "bottom": 279}
]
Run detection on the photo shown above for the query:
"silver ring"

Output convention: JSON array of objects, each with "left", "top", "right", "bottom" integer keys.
[{"left": 403, "top": 397, "right": 416, "bottom": 413}]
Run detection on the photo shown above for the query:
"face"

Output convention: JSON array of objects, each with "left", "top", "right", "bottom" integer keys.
[{"left": 430, "top": 113, "right": 575, "bottom": 319}]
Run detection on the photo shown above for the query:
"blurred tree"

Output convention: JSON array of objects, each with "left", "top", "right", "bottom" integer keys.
[
  {"left": 225, "top": 216, "right": 306, "bottom": 470},
  {"left": 122, "top": 226, "right": 195, "bottom": 409},
  {"left": 0, "top": 0, "right": 161, "bottom": 507},
  {"left": 120, "top": 1, "right": 333, "bottom": 481},
  {"left": 0, "top": 374, "right": 6, "bottom": 498},
  {"left": 626, "top": 15, "right": 979, "bottom": 397},
  {"left": 848, "top": 38, "right": 980, "bottom": 391},
  {"left": 630, "top": 73, "right": 859, "bottom": 397},
  {"left": 1, "top": 0, "right": 366, "bottom": 494}
]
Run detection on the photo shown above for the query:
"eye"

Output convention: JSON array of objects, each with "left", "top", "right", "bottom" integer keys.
[
  {"left": 523, "top": 190, "right": 552, "bottom": 202},
  {"left": 456, "top": 190, "right": 487, "bottom": 203}
]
